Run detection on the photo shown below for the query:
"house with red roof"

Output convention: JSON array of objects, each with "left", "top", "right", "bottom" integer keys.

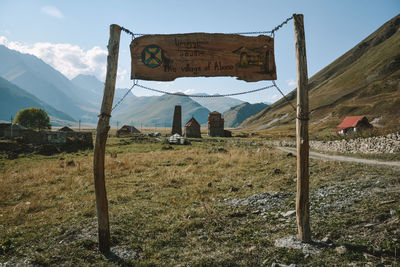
[{"left": 336, "top": 116, "right": 373, "bottom": 134}]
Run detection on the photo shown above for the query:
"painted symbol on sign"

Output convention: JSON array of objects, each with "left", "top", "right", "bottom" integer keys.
[{"left": 141, "top": 45, "right": 164, "bottom": 68}]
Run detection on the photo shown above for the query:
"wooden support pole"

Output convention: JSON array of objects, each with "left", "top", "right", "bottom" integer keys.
[
  {"left": 93, "top": 24, "right": 121, "bottom": 253},
  {"left": 293, "top": 14, "right": 311, "bottom": 242}
]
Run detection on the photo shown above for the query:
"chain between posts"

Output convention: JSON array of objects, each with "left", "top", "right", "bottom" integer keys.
[
  {"left": 135, "top": 83, "right": 275, "bottom": 98},
  {"left": 120, "top": 16, "right": 293, "bottom": 38},
  {"left": 111, "top": 80, "right": 137, "bottom": 112}
]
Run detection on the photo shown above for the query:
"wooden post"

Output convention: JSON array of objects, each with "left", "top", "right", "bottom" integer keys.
[
  {"left": 293, "top": 14, "right": 311, "bottom": 242},
  {"left": 93, "top": 24, "right": 121, "bottom": 253}
]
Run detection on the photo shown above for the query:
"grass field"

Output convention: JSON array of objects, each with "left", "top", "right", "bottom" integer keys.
[{"left": 0, "top": 136, "right": 399, "bottom": 266}]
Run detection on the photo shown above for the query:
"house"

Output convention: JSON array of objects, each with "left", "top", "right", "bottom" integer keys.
[
  {"left": 117, "top": 125, "right": 140, "bottom": 137},
  {"left": 58, "top": 126, "right": 74, "bottom": 132},
  {"left": 0, "top": 123, "right": 26, "bottom": 138},
  {"left": 336, "top": 116, "right": 373, "bottom": 134},
  {"left": 208, "top": 111, "right": 225, "bottom": 137},
  {"left": 184, "top": 117, "right": 201, "bottom": 138}
]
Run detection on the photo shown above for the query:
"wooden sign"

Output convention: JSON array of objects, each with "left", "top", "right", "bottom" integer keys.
[{"left": 130, "top": 33, "right": 276, "bottom": 82}]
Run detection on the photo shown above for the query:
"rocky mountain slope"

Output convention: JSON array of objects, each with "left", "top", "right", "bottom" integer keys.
[
  {"left": 241, "top": 14, "right": 400, "bottom": 133},
  {"left": 223, "top": 102, "right": 268, "bottom": 128}
]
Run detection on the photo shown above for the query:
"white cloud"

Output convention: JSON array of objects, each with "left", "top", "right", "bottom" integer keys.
[
  {"left": 287, "top": 79, "right": 296, "bottom": 87},
  {"left": 41, "top": 6, "right": 64, "bottom": 19},
  {"left": 269, "top": 94, "right": 280, "bottom": 101},
  {"left": 184, "top": 88, "right": 196, "bottom": 95},
  {"left": 0, "top": 36, "right": 112, "bottom": 80}
]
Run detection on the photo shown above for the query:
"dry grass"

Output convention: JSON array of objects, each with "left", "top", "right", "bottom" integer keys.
[{"left": 0, "top": 137, "right": 399, "bottom": 266}]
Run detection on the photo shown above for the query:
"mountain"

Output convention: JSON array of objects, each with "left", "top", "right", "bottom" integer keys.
[
  {"left": 0, "top": 45, "right": 98, "bottom": 122},
  {"left": 0, "top": 76, "right": 75, "bottom": 125},
  {"left": 241, "top": 14, "right": 400, "bottom": 132},
  {"left": 191, "top": 94, "right": 245, "bottom": 113},
  {"left": 71, "top": 74, "right": 136, "bottom": 111},
  {"left": 112, "top": 94, "right": 210, "bottom": 127},
  {"left": 71, "top": 74, "right": 103, "bottom": 106},
  {"left": 223, "top": 102, "right": 268, "bottom": 128}
]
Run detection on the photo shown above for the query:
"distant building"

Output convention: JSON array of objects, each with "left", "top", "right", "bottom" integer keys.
[
  {"left": 223, "top": 130, "right": 232, "bottom": 137},
  {"left": 58, "top": 126, "right": 74, "bottom": 132},
  {"left": 184, "top": 117, "right": 201, "bottom": 138},
  {"left": 336, "top": 116, "right": 373, "bottom": 134},
  {"left": 208, "top": 111, "right": 225, "bottom": 137},
  {"left": 117, "top": 125, "right": 140, "bottom": 137}
]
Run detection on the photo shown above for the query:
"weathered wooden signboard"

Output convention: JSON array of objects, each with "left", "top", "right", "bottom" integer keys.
[{"left": 130, "top": 33, "right": 276, "bottom": 82}]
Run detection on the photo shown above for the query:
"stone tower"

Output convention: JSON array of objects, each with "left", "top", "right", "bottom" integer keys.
[
  {"left": 208, "top": 111, "right": 224, "bottom": 137},
  {"left": 171, "top": 105, "right": 182, "bottom": 135}
]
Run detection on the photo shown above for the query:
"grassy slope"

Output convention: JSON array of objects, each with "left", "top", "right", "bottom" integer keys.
[
  {"left": 241, "top": 14, "right": 400, "bottom": 136},
  {"left": 0, "top": 138, "right": 399, "bottom": 265}
]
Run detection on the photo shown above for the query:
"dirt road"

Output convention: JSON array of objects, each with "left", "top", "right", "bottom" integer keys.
[{"left": 277, "top": 147, "right": 400, "bottom": 168}]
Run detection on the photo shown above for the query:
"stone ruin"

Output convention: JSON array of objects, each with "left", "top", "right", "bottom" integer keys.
[{"left": 171, "top": 105, "right": 182, "bottom": 135}]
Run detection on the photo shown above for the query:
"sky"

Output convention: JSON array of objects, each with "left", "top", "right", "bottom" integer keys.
[{"left": 0, "top": 0, "right": 399, "bottom": 104}]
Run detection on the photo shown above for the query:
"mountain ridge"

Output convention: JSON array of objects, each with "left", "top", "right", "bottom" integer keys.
[{"left": 241, "top": 14, "right": 400, "bottom": 133}]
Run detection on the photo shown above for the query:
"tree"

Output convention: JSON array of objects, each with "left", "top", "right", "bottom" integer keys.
[{"left": 14, "top": 107, "right": 51, "bottom": 130}]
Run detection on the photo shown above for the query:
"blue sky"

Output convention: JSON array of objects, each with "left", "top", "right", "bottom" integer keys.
[{"left": 0, "top": 0, "right": 399, "bottom": 103}]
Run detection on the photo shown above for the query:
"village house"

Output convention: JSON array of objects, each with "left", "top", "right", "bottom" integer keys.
[
  {"left": 208, "top": 111, "right": 225, "bottom": 137},
  {"left": 184, "top": 117, "right": 201, "bottom": 138},
  {"left": 336, "top": 116, "right": 373, "bottom": 134},
  {"left": 58, "top": 126, "right": 74, "bottom": 132},
  {"left": 116, "top": 125, "right": 140, "bottom": 137}
]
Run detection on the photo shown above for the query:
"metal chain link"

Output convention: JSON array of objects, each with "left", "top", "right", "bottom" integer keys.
[
  {"left": 272, "top": 80, "right": 296, "bottom": 112},
  {"left": 135, "top": 83, "right": 275, "bottom": 98},
  {"left": 111, "top": 81, "right": 137, "bottom": 111},
  {"left": 271, "top": 16, "right": 293, "bottom": 37}
]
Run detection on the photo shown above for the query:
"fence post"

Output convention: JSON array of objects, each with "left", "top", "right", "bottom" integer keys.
[
  {"left": 293, "top": 14, "right": 311, "bottom": 242},
  {"left": 93, "top": 24, "right": 121, "bottom": 253}
]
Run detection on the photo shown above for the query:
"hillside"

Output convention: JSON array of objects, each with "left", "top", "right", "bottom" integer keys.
[
  {"left": 241, "top": 14, "right": 400, "bottom": 133},
  {"left": 223, "top": 102, "right": 268, "bottom": 128},
  {"left": 71, "top": 74, "right": 148, "bottom": 112},
  {"left": 0, "top": 46, "right": 98, "bottom": 122},
  {"left": 0, "top": 76, "right": 75, "bottom": 125},
  {"left": 112, "top": 94, "right": 210, "bottom": 127},
  {"left": 191, "top": 94, "right": 245, "bottom": 113}
]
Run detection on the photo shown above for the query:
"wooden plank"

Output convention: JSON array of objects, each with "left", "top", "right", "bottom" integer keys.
[
  {"left": 130, "top": 33, "right": 276, "bottom": 82},
  {"left": 294, "top": 14, "right": 311, "bottom": 243},
  {"left": 93, "top": 24, "right": 121, "bottom": 253}
]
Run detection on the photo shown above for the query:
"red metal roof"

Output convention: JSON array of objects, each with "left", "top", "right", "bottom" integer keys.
[
  {"left": 185, "top": 117, "right": 200, "bottom": 128},
  {"left": 336, "top": 116, "right": 365, "bottom": 131}
]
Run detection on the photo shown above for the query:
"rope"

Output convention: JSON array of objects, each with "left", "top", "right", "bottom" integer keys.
[{"left": 135, "top": 83, "right": 275, "bottom": 97}]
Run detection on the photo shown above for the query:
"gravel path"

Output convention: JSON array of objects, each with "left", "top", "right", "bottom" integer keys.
[{"left": 277, "top": 147, "right": 400, "bottom": 168}]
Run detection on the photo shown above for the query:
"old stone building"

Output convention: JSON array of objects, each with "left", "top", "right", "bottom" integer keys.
[
  {"left": 184, "top": 117, "right": 201, "bottom": 138},
  {"left": 208, "top": 111, "right": 224, "bottom": 137},
  {"left": 58, "top": 126, "right": 74, "bottom": 132},
  {"left": 117, "top": 125, "right": 140, "bottom": 137}
]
